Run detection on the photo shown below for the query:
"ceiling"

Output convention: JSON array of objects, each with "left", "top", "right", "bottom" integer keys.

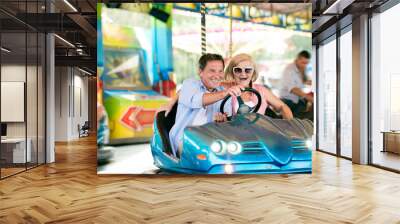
[
  {"left": 311, "top": 0, "right": 390, "bottom": 44},
  {"left": 0, "top": 0, "right": 97, "bottom": 74}
]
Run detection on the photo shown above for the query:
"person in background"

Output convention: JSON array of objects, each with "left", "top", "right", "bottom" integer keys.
[
  {"left": 279, "top": 50, "right": 313, "bottom": 120},
  {"left": 169, "top": 53, "right": 244, "bottom": 157}
]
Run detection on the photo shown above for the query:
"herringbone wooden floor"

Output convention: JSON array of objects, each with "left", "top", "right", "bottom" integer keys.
[{"left": 1, "top": 136, "right": 400, "bottom": 224}]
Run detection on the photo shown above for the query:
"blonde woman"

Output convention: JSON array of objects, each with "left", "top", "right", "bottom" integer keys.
[{"left": 224, "top": 53, "right": 293, "bottom": 119}]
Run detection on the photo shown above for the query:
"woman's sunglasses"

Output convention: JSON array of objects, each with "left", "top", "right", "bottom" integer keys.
[{"left": 233, "top": 67, "right": 254, "bottom": 75}]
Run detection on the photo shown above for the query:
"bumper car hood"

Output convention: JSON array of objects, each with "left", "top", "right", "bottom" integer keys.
[{"left": 184, "top": 113, "right": 312, "bottom": 165}]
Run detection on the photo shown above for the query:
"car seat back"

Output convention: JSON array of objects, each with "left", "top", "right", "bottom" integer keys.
[{"left": 156, "top": 102, "right": 178, "bottom": 156}]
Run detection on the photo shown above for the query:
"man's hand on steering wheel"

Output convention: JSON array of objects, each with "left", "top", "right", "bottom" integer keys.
[
  {"left": 213, "top": 112, "right": 228, "bottom": 123},
  {"left": 224, "top": 84, "right": 244, "bottom": 97}
]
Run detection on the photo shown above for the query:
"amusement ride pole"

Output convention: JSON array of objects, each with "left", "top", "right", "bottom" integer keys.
[
  {"left": 229, "top": 3, "right": 233, "bottom": 58},
  {"left": 200, "top": 3, "right": 206, "bottom": 55}
]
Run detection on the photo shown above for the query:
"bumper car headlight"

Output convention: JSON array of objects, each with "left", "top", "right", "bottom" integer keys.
[
  {"left": 211, "top": 140, "right": 226, "bottom": 155},
  {"left": 224, "top": 164, "right": 234, "bottom": 174},
  {"left": 227, "top": 141, "right": 242, "bottom": 155},
  {"left": 305, "top": 139, "right": 312, "bottom": 149}
]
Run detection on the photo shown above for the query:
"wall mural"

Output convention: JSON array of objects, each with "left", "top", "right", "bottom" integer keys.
[{"left": 97, "top": 3, "right": 313, "bottom": 175}]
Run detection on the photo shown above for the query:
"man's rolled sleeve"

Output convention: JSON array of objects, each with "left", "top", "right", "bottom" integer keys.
[
  {"left": 179, "top": 79, "right": 204, "bottom": 109},
  {"left": 282, "top": 69, "right": 297, "bottom": 94}
]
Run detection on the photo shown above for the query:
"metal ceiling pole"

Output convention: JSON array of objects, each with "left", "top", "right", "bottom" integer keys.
[
  {"left": 200, "top": 3, "right": 206, "bottom": 55},
  {"left": 229, "top": 3, "right": 233, "bottom": 58}
]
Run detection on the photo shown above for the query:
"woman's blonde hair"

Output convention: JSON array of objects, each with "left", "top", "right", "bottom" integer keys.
[{"left": 225, "top": 53, "right": 258, "bottom": 83}]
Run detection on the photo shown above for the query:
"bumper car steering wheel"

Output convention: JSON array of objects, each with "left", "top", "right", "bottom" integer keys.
[{"left": 219, "top": 87, "right": 262, "bottom": 115}]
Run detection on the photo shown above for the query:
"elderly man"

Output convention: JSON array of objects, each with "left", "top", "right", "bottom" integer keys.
[{"left": 169, "top": 53, "right": 244, "bottom": 157}]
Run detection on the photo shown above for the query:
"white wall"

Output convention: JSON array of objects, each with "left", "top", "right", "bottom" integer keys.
[
  {"left": 72, "top": 73, "right": 89, "bottom": 138},
  {"left": 55, "top": 66, "right": 69, "bottom": 141},
  {"left": 54, "top": 67, "right": 89, "bottom": 141}
]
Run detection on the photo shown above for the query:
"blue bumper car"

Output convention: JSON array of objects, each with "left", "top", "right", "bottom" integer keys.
[{"left": 151, "top": 88, "right": 313, "bottom": 174}]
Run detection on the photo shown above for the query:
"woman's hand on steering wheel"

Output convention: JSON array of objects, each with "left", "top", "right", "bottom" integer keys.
[
  {"left": 220, "top": 87, "right": 262, "bottom": 115},
  {"left": 240, "top": 91, "right": 253, "bottom": 101}
]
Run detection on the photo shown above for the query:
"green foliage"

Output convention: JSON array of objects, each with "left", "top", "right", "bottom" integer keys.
[{"left": 284, "top": 34, "right": 312, "bottom": 59}]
